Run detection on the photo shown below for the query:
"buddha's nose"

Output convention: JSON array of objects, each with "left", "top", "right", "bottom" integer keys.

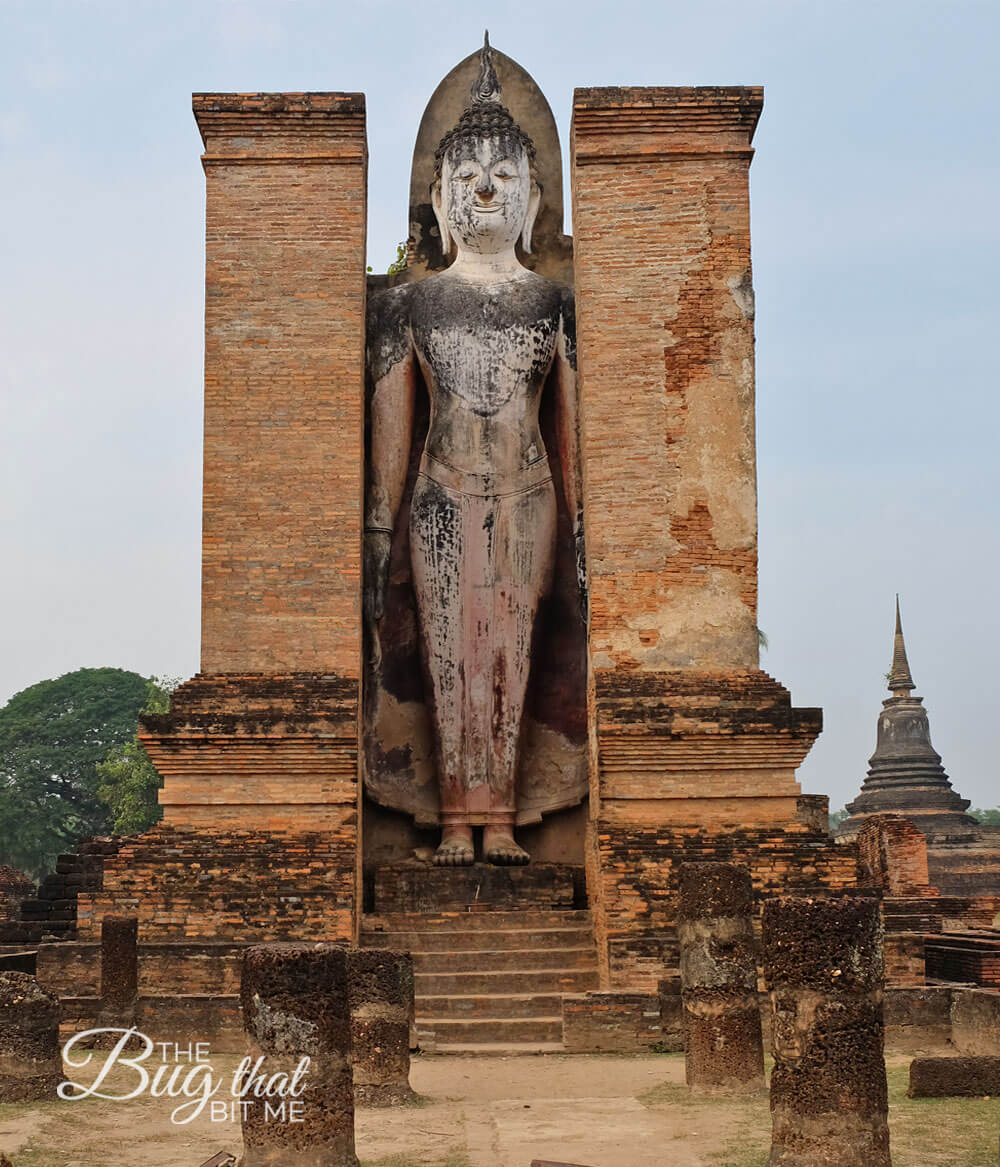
[{"left": 475, "top": 178, "right": 495, "bottom": 200}]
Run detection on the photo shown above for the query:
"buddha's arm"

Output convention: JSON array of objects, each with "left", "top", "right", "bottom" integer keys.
[
  {"left": 367, "top": 351, "right": 416, "bottom": 533},
  {"left": 553, "top": 297, "right": 587, "bottom": 600},
  {"left": 365, "top": 293, "right": 417, "bottom": 624},
  {"left": 553, "top": 300, "right": 582, "bottom": 525}
]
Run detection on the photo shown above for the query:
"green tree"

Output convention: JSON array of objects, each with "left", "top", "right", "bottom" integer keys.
[
  {"left": 0, "top": 668, "right": 150, "bottom": 875},
  {"left": 96, "top": 677, "right": 174, "bottom": 836},
  {"left": 971, "top": 807, "right": 1000, "bottom": 826},
  {"left": 829, "top": 806, "right": 849, "bottom": 832}
]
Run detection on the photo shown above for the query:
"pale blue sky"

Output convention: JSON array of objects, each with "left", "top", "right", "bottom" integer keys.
[{"left": 1, "top": 0, "right": 997, "bottom": 812}]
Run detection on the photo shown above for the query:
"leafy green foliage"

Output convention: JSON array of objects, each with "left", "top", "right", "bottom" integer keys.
[
  {"left": 970, "top": 807, "right": 1000, "bottom": 826},
  {"left": 0, "top": 668, "right": 150, "bottom": 875},
  {"left": 829, "top": 806, "right": 849, "bottom": 832},
  {"left": 386, "top": 241, "right": 408, "bottom": 275},
  {"left": 367, "top": 241, "right": 409, "bottom": 276},
  {"left": 96, "top": 677, "right": 174, "bottom": 837}
]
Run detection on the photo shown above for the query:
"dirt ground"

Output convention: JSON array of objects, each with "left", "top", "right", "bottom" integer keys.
[{"left": 0, "top": 1052, "right": 997, "bottom": 1166}]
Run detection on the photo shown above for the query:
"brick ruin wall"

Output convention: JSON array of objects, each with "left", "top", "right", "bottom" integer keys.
[
  {"left": 0, "top": 867, "right": 34, "bottom": 922},
  {"left": 571, "top": 87, "right": 763, "bottom": 675},
  {"left": 77, "top": 824, "right": 356, "bottom": 944},
  {"left": 856, "top": 814, "right": 938, "bottom": 895},
  {"left": 195, "top": 92, "right": 367, "bottom": 677},
  {"left": 589, "top": 820, "right": 858, "bottom": 988},
  {"left": 0, "top": 841, "right": 121, "bottom": 949}
]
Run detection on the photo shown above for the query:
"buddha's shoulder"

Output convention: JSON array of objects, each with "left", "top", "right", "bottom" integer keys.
[
  {"left": 414, "top": 268, "right": 572, "bottom": 308},
  {"left": 518, "top": 271, "right": 574, "bottom": 314},
  {"left": 367, "top": 281, "right": 415, "bottom": 334}
]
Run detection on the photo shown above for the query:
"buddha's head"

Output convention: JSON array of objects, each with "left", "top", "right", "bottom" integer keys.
[{"left": 432, "top": 35, "right": 540, "bottom": 259}]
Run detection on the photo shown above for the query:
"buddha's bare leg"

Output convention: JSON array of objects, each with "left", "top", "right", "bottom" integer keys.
[
  {"left": 410, "top": 476, "right": 476, "bottom": 866},
  {"left": 483, "top": 478, "right": 556, "bottom": 865}
]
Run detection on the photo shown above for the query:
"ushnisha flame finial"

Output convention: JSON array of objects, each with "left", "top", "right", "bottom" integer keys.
[
  {"left": 433, "top": 33, "right": 536, "bottom": 179},
  {"left": 471, "top": 31, "right": 502, "bottom": 105}
]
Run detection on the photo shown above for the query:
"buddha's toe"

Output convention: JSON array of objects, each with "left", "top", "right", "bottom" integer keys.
[
  {"left": 434, "top": 836, "right": 474, "bottom": 866},
  {"left": 484, "top": 833, "right": 530, "bottom": 866}
]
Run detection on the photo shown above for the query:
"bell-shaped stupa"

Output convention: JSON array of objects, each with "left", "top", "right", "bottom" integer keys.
[{"left": 838, "top": 598, "right": 977, "bottom": 840}]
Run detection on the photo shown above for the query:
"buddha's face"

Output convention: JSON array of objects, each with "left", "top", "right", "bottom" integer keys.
[{"left": 436, "top": 137, "right": 536, "bottom": 257}]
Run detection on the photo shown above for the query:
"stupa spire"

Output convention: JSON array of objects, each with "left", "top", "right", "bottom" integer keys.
[
  {"left": 837, "top": 597, "right": 975, "bottom": 840},
  {"left": 888, "top": 595, "right": 916, "bottom": 693}
]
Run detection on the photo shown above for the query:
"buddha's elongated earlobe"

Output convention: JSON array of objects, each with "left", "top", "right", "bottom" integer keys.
[
  {"left": 432, "top": 180, "right": 452, "bottom": 259},
  {"left": 521, "top": 180, "right": 541, "bottom": 254}
]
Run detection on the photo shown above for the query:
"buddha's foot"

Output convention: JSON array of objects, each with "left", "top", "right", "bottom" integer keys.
[
  {"left": 434, "top": 829, "right": 475, "bottom": 866},
  {"left": 484, "top": 828, "right": 529, "bottom": 866}
]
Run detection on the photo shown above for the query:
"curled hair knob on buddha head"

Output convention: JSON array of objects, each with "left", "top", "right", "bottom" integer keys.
[{"left": 432, "top": 32, "right": 541, "bottom": 259}]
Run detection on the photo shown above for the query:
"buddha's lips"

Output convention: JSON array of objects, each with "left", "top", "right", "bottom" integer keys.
[{"left": 473, "top": 204, "right": 502, "bottom": 213}]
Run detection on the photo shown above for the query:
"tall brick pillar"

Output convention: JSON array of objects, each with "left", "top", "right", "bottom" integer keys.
[
  {"left": 141, "top": 94, "right": 367, "bottom": 835},
  {"left": 571, "top": 88, "right": 841, "bottom": 987},
  {"left": 91, "top": 95, "right": 371, "bottom": 963}
]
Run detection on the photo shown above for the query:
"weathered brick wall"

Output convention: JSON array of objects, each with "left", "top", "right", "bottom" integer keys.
[
  {"left": 37, "top": 942, "right": 100, "bottom": 998},
  {"left": 883, "top": 932, "right": 925, "bottom": 987},
  {"left": 569, "top": 86, "right": 848, "bottom": 980},
  {"left": 572, "top": 87, "right": 762, "bottom": 673},
  {"left": 0, "top": 867, "right": 33, "bottom": 921},
  {"left": 1, "top": 839, "right": 120, "bottom": 945},
  {"left": 591, "top": 821, "right": 857, "bottom": 988},
  {"left": 857, "top": 814, "right": 937, "bottom": 896},
  {"left": 194, "top": 92, "right": 367, "bottom": 674},
  {"left": 925, "top": 932, "right": 1000, "bottom": 988},
  {"left": 883, "top": 987, "right": 953, "bottom": 1051},
  {"left": 141, "top": 674, "right": 358, "bottom": 831},
  {"left": 928, "top": 828, "right": 1000, "bottom": 897},
  {"left": 591, "top": 670, "right": 820, "bottom": 825},
  {"left": 951, "top": 988, "right": 1000, "bottom": 1054},
  {"left": 562, "top": 991, "right": 666, "bottom": 1052},
  {"left": 76, "top": 824, "right": 356, "bottom": 944}
]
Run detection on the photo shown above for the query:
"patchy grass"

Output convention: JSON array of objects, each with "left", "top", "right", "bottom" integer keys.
[
  {"left": 702, "top": 1063, "right": 1000, "bottom": 1167},
  {"left": 884, "top": 1063, "right": 999, "bottom": 1167},
  {"left": 361, "top": 1152, "right": 470, "bottom": 1167},
  {"left": 1, "top": 1149, "right": 64, "bottom": 1167}
]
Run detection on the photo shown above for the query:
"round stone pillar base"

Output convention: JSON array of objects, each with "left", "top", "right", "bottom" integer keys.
[
  {"left": 763, "top": 895, "right": 891, "bottom": 1167},
  {"left": 678, "top": 862, "right": 764, "bottom": 1093},
  {"left": 348, "top": 949, "right": 417, "bottom": 1107},
  {"left": 239, "top": 944, "right": 358, "bottom": 1167}
]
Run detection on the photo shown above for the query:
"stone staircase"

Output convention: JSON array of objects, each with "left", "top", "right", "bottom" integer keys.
[{"left": 361, "top": 864, "right": 597, "bottom": 1052}]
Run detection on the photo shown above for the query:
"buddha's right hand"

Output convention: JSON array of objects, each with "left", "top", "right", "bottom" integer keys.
[{"left": 363, "top": 529, "right": 392, "bottom": 625}]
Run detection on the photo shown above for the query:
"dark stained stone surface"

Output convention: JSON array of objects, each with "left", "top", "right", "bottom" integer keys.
[
  {"left": 240, "top": 944, "right": 358, "bottom": 1167},
  {"left": 762, "top": 896, "right": 891, "bottom": 1167}
]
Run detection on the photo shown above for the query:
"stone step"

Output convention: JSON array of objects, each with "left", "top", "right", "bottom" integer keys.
[
  {"left": 362, "top": 926, "right": 594, "bottom": 953},
  {"left": 418, "top": 1041, "right": 565, "bottom": 1056},
  {"left": 364, "top": 908, "right": 592, "bottom": 932},
  {"left": 417, "top": 992, "right": 564, "bottom": 1019},
  {"left": 411, "top": 946, "right": 597, "bottom": 973},
  {"left": 419, "top": 1016, "right": 563, "bottom": 1044},
  {"left": 371, "top": 863, "right": 582, "bottom": 914},
  {"left": 415, "top": 968, "right": 598, "bottom": 995}
]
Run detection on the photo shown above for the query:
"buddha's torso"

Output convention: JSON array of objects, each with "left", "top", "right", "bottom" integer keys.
[{"left": 406, "top": 270, "right": 566, "bottom": 476}]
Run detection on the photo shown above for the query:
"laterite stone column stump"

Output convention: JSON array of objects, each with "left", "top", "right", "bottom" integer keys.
[
  {"left": 347, "top": 949, "right": 416, "bottom": 1106},
  {"left": 0, "top": 971, "right": 62, "bottom": 1102},
  {"left": 678, "top": 862, "right": 764, "bottom": 1092},
  {"left": 239, "top": 944, "right": 358, "bottom": 1167},
  {"left": 762, "top": 895, "right": 891, "bottom": 1166},
  {"left": 99, "top": 915, "right": 138, "bottom": 1019}
]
